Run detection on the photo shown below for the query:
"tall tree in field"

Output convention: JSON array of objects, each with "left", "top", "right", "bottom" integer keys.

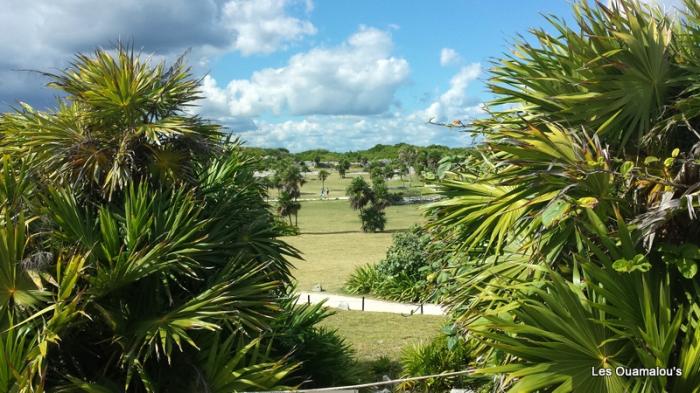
[
  {"left": 337, "top": 158, "right": 350, "bottom": 178},
  {"left": 318, "top": 169, "right": 330, "bottom": 191},
  {"left": 346, "top": 177, "right": 386, "bottom": 232},
  {"left": 276, "top": 164, "right": 305, "bottom": 225}
]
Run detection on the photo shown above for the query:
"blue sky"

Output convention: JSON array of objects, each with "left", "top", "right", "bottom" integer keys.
[
  {"left": 199, "top": 1, "right": 576, "bottom": 151},
  {"left": 0, "top": 1, "right": 589, "bottom": 151}
]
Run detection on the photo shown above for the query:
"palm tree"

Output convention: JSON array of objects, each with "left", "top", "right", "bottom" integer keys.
[
  {"left": 425, "top": 1, "right": 700, "bottom": 391},
  {"left": 2, "top": 44, "right": 221, "bottom": 201},
  {"left": 346, "top": 177, "right": 387, "bottom": 232},
  {"left": 346, "top": 177, "right": 374, "bottom": 210},
  {"left": 0, "top": 45, "right": 341, "bottom": 392},
  {"left": 318, "top": 169, "right": 330, "bottom": 192}
]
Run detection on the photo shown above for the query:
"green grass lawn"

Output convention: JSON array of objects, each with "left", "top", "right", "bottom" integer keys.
[
  {"left": 269, "top": 171, "right": 434, "bottom": 199},
  {"left": 292, "top": 199, "right": 424, "bottom": 234},
  {"left": 284, "top": 200, "right": 424, "bottom": 292},
  {"left": 319, "top": 310, "right": 445, "bottom": 361},
  {"left": 285, "top": 232, "right": 394, "bottom": 292},
  {"left": 281, "top": 195, "right": 442, "bottom": 373}
]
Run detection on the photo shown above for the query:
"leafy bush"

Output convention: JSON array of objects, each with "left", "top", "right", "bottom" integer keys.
[
  {"left": 345, "top": 264, "right": 382, "bottom": 294},
  {"left": 398, "top": 334, "right": 486, "bottom": 393},
  {"left": 377, "top": 225, "right": 431, "bottom": 279},
  {"left": 424, "top": 0, "right": 700, "bottom": 391},
  {"left": 345, "top": 226, "right": 439, "bottom": 302},
  {"left": 360, "top": 205, "right": 386, "bottom": 232},
  {"left": 270, "top": 292, "right": 359, "bottom": 388}
]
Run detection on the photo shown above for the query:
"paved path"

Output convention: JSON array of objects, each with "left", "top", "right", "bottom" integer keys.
[
  {"left": 269, "top": 197, "right": 350, "bottom": 202},
  {"left": 296, "top": 291, "right": 446, "bottom": 316}
]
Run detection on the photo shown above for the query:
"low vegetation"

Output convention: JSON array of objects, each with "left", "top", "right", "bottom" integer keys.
[
  {"left": 425, "top": 1, "right": 700, "bottom": 391},
  {"left": 0, "top": 45, "right": 352, "bottom": 392},
  {"left": 345, "top": 226, "right": 436, "bottom": 302}
]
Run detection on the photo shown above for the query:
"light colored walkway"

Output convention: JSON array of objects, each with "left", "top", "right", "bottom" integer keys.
[
  {"left": 269, "top": 197, "right": 350, "bottom": 202},
  {"left": 296, "top": 291, "right": 446, "bottom": 316}
]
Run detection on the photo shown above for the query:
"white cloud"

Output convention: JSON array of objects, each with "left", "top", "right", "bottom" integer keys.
[
  {"left": 420, "top": 63, "right": 482, "bottom": 122},
  {"left": 198, "top": 26, "right": 410, "bottom": 117},
  {"left": 224, "top": 64, "right": 485, "bottom": 152},
  {"left": 223, "top": 0, "right": 316, "bottom": 56},
  {"left": 0, "top": 0, "right": 315, "bottom": 108},
  {"left": 235, "top": 114, "right": 473, "bottom": 152},
  {"left": 439, "top": 48, "right": 461, "bottom": 67}
]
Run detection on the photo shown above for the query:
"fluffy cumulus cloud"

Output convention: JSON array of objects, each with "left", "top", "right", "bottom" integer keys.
[
  {"left": 0, "top": 0, "right": 315, "bottom": 108},
  {"left": 439, "top": 48, "right": 461, "bottom": 67},
  {"left": 237, "top": 114, "right": 474, "bottom": 152},
  {"left": 225, "top": 63, "right": 484, "bottom": 152},
  {"left": 199, "top": 27, "right": 410, "bottom": 117},
  {"left": 421, "top": 63, "right": 483, "bottom": 122},
  {"left": 223, "top": 0, "right": 316, "bottom": 55}
]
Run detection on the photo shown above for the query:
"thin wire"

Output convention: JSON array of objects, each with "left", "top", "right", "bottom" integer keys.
[{"left": 248, "top": 368, "right": 476, "bottom": 392}]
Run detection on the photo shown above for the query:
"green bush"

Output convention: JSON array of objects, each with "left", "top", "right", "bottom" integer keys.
[
  {"left": 359, "top": 205, "right": 386, "bottom": 232},
  {"left": 270, "top": 292, "right": 359, "bottom": 388},
  {"left": 345, "top": 226, "right": 438, "bottom": 302},
  {"left": 344, "top": 264, "right": 382, "bottom": 294},
  {"left": 397, "top": 334, "right": 486, "bottom": 393},
  {"left": 377, "top": 225, "right": 430, "bottom": 279}
]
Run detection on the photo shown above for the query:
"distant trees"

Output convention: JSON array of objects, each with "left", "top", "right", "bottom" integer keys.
[
  {"left": 275, "top": 164, "right": 306, "bottom": 226},
  {"left": 368, "top": 160, "right": 395, "bottom": 185},
  {"left": 246, "top": 144, "right": 459, "bottom": 184},
  {"left": 337, "top": 159, "right": 351, "bottom": 178},
  {"left": 346, "top": 177, "right": 387, "bottom": 232}
]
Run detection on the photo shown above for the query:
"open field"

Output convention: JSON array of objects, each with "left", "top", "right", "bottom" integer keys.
[
  {"left": 281, "top": 192, "right": 442, "bottom": 369},
  {"left": 284, "top": 200, "right": 424, "bottom": 292},
  {"left": 286, "top": 232, "right": 394, "bottom": 292},
  {"left": 291, "top": 199, "right": 424, "bottom": 234},
  {"left": 269, "top": 171, "right": 434, "bottom": 199},
  {"left": 319, "top": 310, "right": 445, "bottom": 361}
]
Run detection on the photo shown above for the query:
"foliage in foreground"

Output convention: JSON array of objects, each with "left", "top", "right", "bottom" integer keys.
[
  {"left": 426, "top": 1, "right": 700, "bottom": 392},
  {"left": 397, "top": 334, "right": 488, "bottom": 393},
  {"left": 0, "top": 45, "right": 343, "bottom": 392},
  {"left": 269, "top": 293, "right": 359, "bottom": 388}
]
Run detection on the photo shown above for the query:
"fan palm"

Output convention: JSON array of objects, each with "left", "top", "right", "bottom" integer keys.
[
  {"left": 0, "top": 44, "right": 221, "bottom": 200},
  {"left": 426, "top": 1, "right": 700, "bottom": 391},
  {"left": 0, "top": 47, "right": 323, "bottom": 392}
]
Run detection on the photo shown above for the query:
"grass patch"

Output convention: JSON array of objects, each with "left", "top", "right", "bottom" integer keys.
[
  {"left": 319, "top": 310, "right": 445, "bottom": 362},
  {"left": 269, "top": 171, "right": 433, "bottom": 199},
  {"left": 285, "top": 232, "right": 394, "bottom": 292},
  {"left": 292, "top": 199, "right": 423, "bottom": 234},
  {"left": 285, "top": 200, "right": 424, "bottom": 292}
]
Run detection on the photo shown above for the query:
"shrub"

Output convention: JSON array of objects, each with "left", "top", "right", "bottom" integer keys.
[
  {"left": 345, "top": 226, "right": 438, "bottom": 302},
  {"left": 398, "top": 334, "right": 486, "bottom": 393},
  {"left": 344, "top": 264, "right": 382, "bottom": 294},
  {"left": 377, "top": 225, "right": 431, "bottom": 279},
  {"left": 360, "top": 205, "right": 386, "bottom": 232},
  {"left": 270, "top": 293, "right": 359, "bottom": 388}
]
